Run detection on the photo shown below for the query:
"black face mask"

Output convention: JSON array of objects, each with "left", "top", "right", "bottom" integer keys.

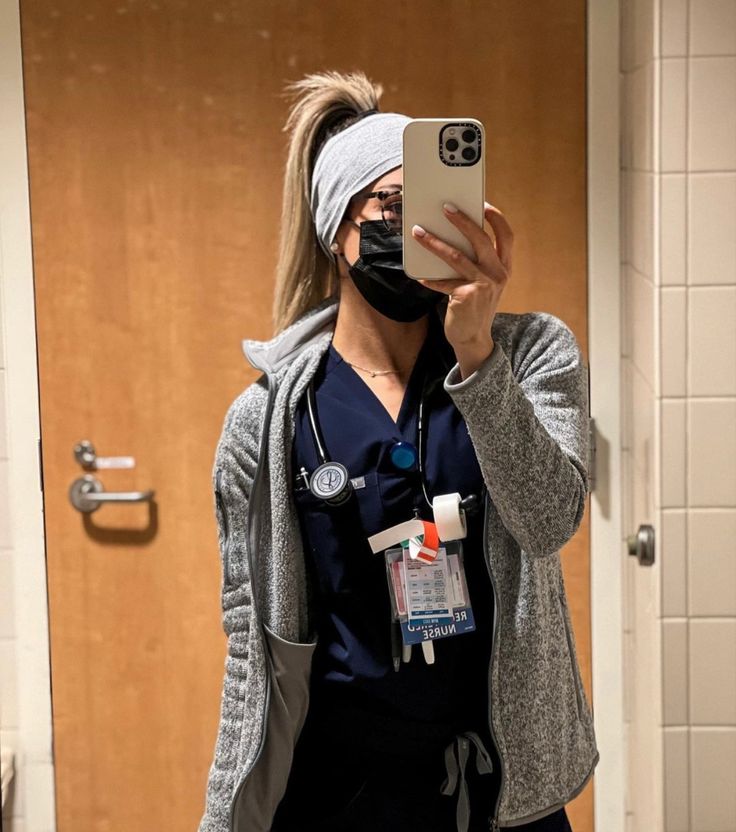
[{"left": 341, "top": 219, "right": 446, "bottom": 323}]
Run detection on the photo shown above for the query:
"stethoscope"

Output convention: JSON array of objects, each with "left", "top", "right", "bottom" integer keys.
[{"left": 296, "top": 369, "right": 481, "bottom": 519}]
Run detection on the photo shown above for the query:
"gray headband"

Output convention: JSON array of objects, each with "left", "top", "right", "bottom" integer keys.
[{"left": 310, "top": 111, "right": 412, "bottom": 260}]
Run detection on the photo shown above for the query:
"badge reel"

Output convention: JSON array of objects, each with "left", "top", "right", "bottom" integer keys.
[{"left": 373, "top": 490, "right": 480, "bottom": 667}]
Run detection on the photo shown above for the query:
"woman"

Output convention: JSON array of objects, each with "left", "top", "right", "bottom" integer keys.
[{"left": 198, "top": 71, "right": 599, "bottom": 832}]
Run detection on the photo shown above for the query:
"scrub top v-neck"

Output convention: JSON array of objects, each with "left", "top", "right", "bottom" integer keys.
[{"left": 290, "top": 309, "right": 494, "bottom": 739}]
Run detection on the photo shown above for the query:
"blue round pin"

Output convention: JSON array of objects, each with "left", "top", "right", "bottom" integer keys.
[{"left": 389, "top": 441, "right": 418, "bottom": 471}]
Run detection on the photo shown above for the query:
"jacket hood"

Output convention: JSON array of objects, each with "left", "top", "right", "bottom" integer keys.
[
  {"left": 241, "top": 294, "right": 449, "bottom": 375},
  {"left": 241, "top": 296, "right": 340, "bottom": 375}
]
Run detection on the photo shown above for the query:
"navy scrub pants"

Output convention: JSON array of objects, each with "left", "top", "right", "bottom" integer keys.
[{"left": 271, "top": 696, "right": 573, "bottom": 832}]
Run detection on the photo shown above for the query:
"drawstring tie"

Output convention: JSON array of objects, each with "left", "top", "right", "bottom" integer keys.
[{"left": 441, "top": 730, "right": 494, "bottom": 832}]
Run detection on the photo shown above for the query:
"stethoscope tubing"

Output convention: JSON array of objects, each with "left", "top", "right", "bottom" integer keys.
[
  {"left": 305, "top": 368, "right": 434, "bottom": 511},
  {"left": 303, "top": 367, "right": 483, "bottom": 519}
]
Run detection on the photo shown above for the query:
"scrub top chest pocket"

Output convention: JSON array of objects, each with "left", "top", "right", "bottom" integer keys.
[{"left": 292, "top": 470, "right": 387, "bottom": 598}]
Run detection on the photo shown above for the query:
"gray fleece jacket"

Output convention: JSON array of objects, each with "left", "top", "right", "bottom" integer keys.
[{"left": 198, "top": 295, "right": 600, "bottom": 831}]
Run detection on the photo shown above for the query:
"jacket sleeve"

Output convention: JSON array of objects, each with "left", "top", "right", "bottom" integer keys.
[
  {"left": 198, "top": 381, "right": 264, "bottom": 832},
  {"left": 443, "top": 312, "right": 590, "bottom": 559}
]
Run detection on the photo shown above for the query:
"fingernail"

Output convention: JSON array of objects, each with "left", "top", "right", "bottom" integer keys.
[
  {"left": 412, "top": 224, "right": 426, "bottom": 237},
  {"left": 443, "top": 202, "right": 458, "bottom": 213}
]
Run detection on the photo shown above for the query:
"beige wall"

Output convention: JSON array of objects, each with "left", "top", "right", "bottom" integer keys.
[{"left": 622, "top": 0, "right": 736, "bottom": 830}]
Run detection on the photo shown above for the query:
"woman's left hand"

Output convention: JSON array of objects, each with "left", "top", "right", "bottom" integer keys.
[{"left": 412, "top": 201, "right": 513, "bottom": 379}]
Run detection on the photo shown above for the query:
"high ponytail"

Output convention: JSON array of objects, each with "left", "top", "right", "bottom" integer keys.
[{"left": 272, "top": 70, "right": 383, "bottom": 334}]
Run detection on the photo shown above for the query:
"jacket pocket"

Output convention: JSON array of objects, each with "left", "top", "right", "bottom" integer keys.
[
  {"left": 231, "top": 623, "right": 318, "bottom": 832},
  {"left": 559, "top": 590, "right": 585, "bottom": 720},
  {"left": 214, "top": 468, "right": 232, "bottom": 586}
]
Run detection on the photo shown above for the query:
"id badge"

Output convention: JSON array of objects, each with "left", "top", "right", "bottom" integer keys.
[
  {"left": 384, "top": 540, "right": 476, "bottom": 648},
  {"left": 404, "top": 545, "right": 453, "bottom": 623}
]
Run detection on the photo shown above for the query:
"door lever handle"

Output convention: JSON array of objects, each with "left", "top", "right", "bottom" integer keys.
[
  {"left": 626, "top": 523, "right": 655, "bottom": 566},
  {"left": 69, "top": 474, "right": 155, "bottom": 513}
]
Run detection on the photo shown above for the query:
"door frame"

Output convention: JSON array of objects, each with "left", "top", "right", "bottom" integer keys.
[
  {"left": 1, "top": 0, "right": 625, "bottom": 827},
  {"left": 587, "top": 0, "right": 627, "bottom": 830},
  {"left": 0, "top": 0, "right": 57, "bottom": 825}
]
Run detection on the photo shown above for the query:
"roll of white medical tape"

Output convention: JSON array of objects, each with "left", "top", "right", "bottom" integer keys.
[{"left": 432, "top": 492, "right": 467, "bottom": 542}]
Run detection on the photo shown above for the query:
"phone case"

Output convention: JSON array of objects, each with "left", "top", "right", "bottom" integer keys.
[{"left": 402, "top": 118, "right": 486, "bottom": 280}]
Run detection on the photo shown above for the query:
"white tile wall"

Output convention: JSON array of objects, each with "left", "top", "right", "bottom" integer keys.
[
  {"left": 661, "top": 59, "right": 688, "bottom": 171},
  {"left": 690, "top": 0, "right": 736, "bottom": 54},
  {"left": 663, "top": 727, "right": 690, "bottom": 832},
  {"left": 624, "top": 0, "right": 736, "bottom": 828},
  {"left": 661, "top": 0, "right": 689, "bottom": 55},
  {"left": 660, "top": 287, "right": 688, "bottom": 396},
  {"left": 687, "top": 287, "right": 736, "bottom": 393},
  {"left": 660, "top": 175, "right": 688, "bottom": 285},
  {"left": 661, "top": 509, "right": 688, "bottom": 616},
  {"left": 688, "top": 174, "right": 736, "bottom": 285},
  {"left": 688, "top": 510, "right": 736, "bottom": 615},
  {"left": 688, "top": 400, "right": 736, "bottom": 506},
  {"left": 661, "top": 398, "right": 687, "bottom": 506},
  {"left": 689, "top": 620, "right": 736, "bottom": 724},
  {"left": 663, "top": 619, "right": 689, "bottom": 723},
  {"left": 688, "top": 58, "right": 736, "bottom": 171},
  {"left": 690, "top": 728, "right": 736, "bottom": 830}
]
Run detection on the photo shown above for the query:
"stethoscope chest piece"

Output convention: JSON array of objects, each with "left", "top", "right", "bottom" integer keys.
[{"left": 308, "top": 460, "right": 353, "bottom": 506}]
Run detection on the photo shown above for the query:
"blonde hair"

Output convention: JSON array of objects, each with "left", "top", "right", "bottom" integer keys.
[{"left": 272, "top": 70, "right": 384, "bottom": 334}]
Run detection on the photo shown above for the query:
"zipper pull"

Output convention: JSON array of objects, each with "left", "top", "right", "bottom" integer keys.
[{"left": 489, "top": 818, "right": 499, "bottom": 831}]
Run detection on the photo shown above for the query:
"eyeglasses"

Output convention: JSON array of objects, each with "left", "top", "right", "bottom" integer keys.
[{"left": 347, "top": 187, "right": 403, "bottom": 235}]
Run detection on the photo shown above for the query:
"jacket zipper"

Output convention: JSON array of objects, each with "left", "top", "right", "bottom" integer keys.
[
  {"left": 482, "top": 495, "right": 587, "bottom": 830},
  {"left": 228, "top": 372, "right": 279, "bottom": 832},
  {"left": 482, "top": 488, "right": 504, "bottom": 832}
]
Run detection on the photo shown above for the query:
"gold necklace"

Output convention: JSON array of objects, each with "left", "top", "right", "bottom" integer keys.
[{"left": 344, "top": 362, "right": 401, "bottom": 378}]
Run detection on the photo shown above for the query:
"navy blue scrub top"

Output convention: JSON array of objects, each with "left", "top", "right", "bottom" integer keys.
[{"left": 290, "top": 310, "right": 494, "bottom": 737}]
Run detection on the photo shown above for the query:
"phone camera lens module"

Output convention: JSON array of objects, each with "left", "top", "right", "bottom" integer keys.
[
  {"left": 462, "top": 147, "right": 476, "bottom": 161},
  {"left": 462, "top": 128, "right": 477, "bottom": 143},
  {"left": 445, "top": 137, "right": 459, "bottom": 152}
]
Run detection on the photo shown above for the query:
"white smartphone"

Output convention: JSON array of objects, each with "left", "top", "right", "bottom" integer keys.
[{"left": 402, "top": 118, "right": 486, "bottom": 280}]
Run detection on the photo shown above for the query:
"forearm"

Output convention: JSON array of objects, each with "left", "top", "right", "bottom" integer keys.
[
  {"left": 444, "top": 329, "right": 589, "bottom": 558},
  {"left": 456, "top": 337, "right": 495, "bottom": 381}
]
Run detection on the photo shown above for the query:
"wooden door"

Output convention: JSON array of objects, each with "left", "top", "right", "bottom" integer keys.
[{"left": 19, "top": 1, "right": 592, "bottom": 829}]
